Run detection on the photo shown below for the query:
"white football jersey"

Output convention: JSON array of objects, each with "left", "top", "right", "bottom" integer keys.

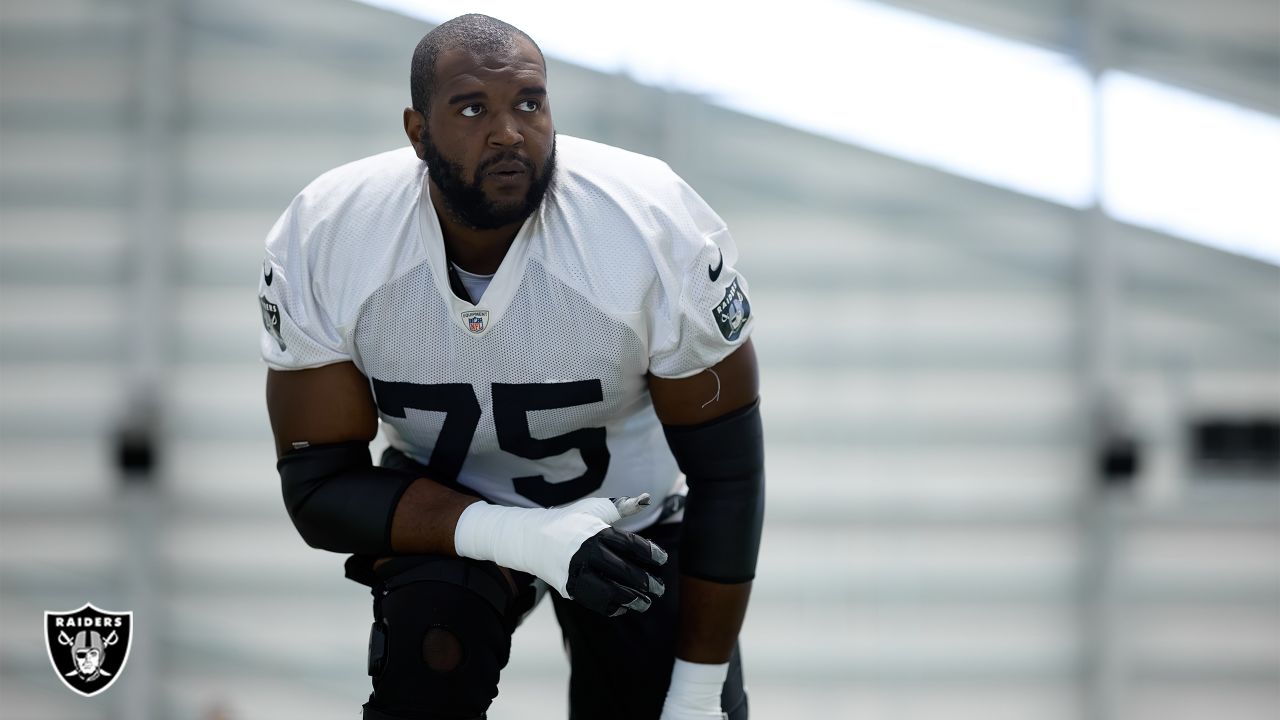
[{"left": 259, "top": 135, "right": 754, "bottom": 531}]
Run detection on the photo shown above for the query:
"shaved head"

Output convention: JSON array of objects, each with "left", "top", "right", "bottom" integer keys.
[{"left": 410, "top": 14, "right": 545, "bottom": 115}]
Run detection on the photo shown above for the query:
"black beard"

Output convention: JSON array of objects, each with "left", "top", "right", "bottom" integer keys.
[{"left": 422, "top": 132, "right": 556, "bottom": 231}]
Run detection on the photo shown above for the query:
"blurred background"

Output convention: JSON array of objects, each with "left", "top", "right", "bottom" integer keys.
[{"left": 1, "top": 0, "right": 1277, "bottom": 718}]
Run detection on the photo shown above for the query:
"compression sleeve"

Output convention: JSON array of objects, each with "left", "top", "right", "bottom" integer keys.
[
  {"left": 662, "top": 399, "right": 765, "bottom": 583},
  {"left": 276, "top": 441, "right": 416, "bottom": 555}
]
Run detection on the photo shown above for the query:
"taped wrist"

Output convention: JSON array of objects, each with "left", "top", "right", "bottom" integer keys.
[
  {"left": 453, "top": 498, "right": 618, "bottom": 597},
  {"left": 277, "top": 441, "right": 415, "bottom": 555},
  {"left": 664, "top": 658, "right": 729, "bottom": 718},
  {"left": 663, "top": 399, "right": 765, "bottom": 583}
]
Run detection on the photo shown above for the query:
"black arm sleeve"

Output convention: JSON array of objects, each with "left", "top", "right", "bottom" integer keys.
[
  {"left": 276, "top": 441, "right": 416, "bottom": 555},
  {"left": 662, "top": 399, "right": 765, "bottom": 583}
]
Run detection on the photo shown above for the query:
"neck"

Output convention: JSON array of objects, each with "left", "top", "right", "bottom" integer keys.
[{"left": 429, "top": 179, "right": 522, "bottom": 275}]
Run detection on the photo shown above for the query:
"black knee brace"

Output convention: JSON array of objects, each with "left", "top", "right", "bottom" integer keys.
[{"left": 362, "top": 556, "right": 516, "bottom": 720}]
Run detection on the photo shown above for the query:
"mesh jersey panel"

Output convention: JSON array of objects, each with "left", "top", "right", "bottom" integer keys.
[{"left": 353, "top": 258, "right": 678, "bottom": 520}]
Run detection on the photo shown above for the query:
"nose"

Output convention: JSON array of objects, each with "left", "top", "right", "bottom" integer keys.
[{"left": 488, "top": 109, "right": 524, "bottom": 148}]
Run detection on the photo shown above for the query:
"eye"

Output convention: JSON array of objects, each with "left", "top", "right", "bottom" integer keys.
[
  {"left": 516, "top": 99, "right": 540, "bottom": 112},
  {"left": 459, "top": 104, "right": 484, "bottom": 118}
]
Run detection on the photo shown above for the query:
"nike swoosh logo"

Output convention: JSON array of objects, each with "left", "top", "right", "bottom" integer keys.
[
  {"left": 264, "top": 264, "right": 273, "bottom": 286},
  {"left": 708, "top": 248, "right": 724, "bottom": 282}
]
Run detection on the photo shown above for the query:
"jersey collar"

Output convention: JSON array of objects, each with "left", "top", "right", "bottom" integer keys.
[{"left": 417, "top": 168, "right": 537, "bottom": 338}]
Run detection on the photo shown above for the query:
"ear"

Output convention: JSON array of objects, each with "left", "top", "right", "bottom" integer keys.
[{"left": 404, "top": 107, "right": 427, "bottom": 160}]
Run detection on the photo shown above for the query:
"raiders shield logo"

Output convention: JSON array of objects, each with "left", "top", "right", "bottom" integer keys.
[
  {"left": 259, "top": 294, "right": 286, "bottom": 351},
  {"left": 44, "top": 603, "right": 133, "bottom": 697},
  {"left": 712, "top": 278, "right": 751, "bottom": 342}
]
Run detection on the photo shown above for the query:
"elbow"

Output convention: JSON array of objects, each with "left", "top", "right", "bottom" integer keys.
[
  {"left": 287, "top": 512, "right": 328, "bottom": 551},
  {"left": 276, "top": 443, "right": 353, "bottom": 553},
  {"left": 274, "top": 441, "right": 412, "bottom": 556},
  {"left": 280, "top": 478, "right": 334, "bottom": 551}
]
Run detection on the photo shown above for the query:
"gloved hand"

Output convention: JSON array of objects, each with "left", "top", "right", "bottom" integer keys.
[
  {"left": 660, "top": 659, "right": 729, "bottom": 720},
  {"left": 454, "top": 494, "right": 668, "bottom": 617}
]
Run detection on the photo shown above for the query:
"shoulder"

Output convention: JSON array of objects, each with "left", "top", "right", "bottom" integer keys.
[
  {"left": 537, "top": 136, "right": 728, "bottom": 307},
  {"left": 551, "top": 136, "right": 716, "bottom": 229},
  {"left": 553, "top": 135, "right": 676, "bottom": 194},
  {"left": 263, "top": 148, "right": 426, "bottom": 326},
  {"left": 305, "top": 147, "right": 423, "bottom": 197},
  {"left": 267, "top": 147, "right": 424, "bottom": 267},
  {"left": 282, "top": 147, "right": 423, "bottom": 245}
]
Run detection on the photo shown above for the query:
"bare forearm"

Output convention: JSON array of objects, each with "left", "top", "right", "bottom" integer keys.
[
  {"left": 389, "top": 477, "right": 483, "bottom": 555},
  {"left": 675, "top": 576, "right": 752, "bottom": 663}
]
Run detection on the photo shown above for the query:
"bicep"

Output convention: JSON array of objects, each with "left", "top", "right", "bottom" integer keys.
[
  {"left": 647, "top": 339, "right": 759, "bottom": 426},
  {"left": 265, "top": 362, "right": 379, "bottom": 457}
]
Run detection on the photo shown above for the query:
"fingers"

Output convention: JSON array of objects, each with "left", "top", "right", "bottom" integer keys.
[
  {"left": 566, "top": 527, "right": 669, "bottom": 617},
  {"left": 613, "top": 591, "right": 653, "bottom": 616},
  {"left": 571, "top": 572, "right": 654, "bottom": 618},
  {"left": 590, "top": 540, "right": 666, "bottom": 599},
  {"left": 610, "top": 493, "right": 652, "bottom": 518},
  {"left": 598, "top": 526, "right": 669, "bottom": 569},
  {"left": 560, "top": 493, "right": 655, "bottom": 526}
]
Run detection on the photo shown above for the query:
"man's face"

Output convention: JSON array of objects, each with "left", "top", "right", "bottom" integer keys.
[
  {"left": 417, "top": 37, "right": 556, "bottom": 230},
  {"left": 76, "top": 648, "right": 101, "bottom": 675}
]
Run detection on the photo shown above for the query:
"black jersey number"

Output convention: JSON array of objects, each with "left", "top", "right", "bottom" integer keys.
[
  {"left": 370, "top": 378, "right": 610, "bottom": 507},
  {"left": 370, "top": 380, "right": 480, "bottom": 488},
  {"left": 492, "top": 381, "right": 611, "bottom": 507}
]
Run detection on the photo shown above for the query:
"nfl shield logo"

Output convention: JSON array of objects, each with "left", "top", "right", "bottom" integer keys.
[
  {"left": 44, "top": 602, "right": 133, "bottom": 697},
  {"left": 463, "top": 310, "right": 489, "bottom": 334}
]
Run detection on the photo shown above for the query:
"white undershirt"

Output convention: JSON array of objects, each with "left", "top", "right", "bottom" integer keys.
[{"left": 451, "top": 262, "right": 495, "bottom": 303}]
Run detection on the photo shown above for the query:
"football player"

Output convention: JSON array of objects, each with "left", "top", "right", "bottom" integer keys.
[{"left": 261, "top": 14, "right": 764, "bottom": 720}]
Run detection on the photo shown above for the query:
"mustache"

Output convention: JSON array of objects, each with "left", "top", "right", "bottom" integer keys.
[{"left": 477, "top": 152, "right": 534, "bottom": 175}]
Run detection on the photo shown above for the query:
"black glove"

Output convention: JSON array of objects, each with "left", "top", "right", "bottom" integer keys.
[{"left": 566, "top": 526, "right": 668, "bottom": 617}]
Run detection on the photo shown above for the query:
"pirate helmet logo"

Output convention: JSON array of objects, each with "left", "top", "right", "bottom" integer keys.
[
  {"left": 44, "top": 603, "right": 133, "bottom": 697},
  {"left": 712, "top": 278, "right": 751, "bottom": 342}
]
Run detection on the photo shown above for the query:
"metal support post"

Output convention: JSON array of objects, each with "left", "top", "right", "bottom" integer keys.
[
  {"left": 1073, "top": 1, "right": 1131, "bottom": 720},
  {"left": 115, "top": 0, "right": 180, "bottom": 716}
]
